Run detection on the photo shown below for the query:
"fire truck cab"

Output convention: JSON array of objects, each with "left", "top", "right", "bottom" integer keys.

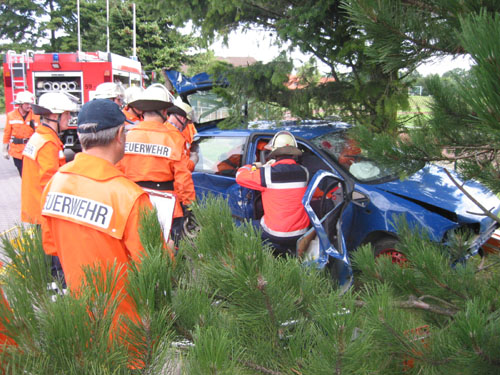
[{"left": 3, "top": 50, "right": 143, "bottom": 152}]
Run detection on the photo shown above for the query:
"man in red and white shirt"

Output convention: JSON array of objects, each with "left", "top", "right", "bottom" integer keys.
[{"left": 236, "top": 131, "right": 310, "bottom": 254}]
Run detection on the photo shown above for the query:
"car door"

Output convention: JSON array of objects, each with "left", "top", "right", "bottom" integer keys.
[
  {"left": 299, "top": 169, "right": 354, "bottom": 292},
  {"left": 192, "top": 135, "right": 253, "bottom": 221}
]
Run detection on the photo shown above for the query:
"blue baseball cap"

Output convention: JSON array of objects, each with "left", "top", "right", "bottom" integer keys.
[{"left": 77, "top": 99, "right": 132, "bottom": 133}]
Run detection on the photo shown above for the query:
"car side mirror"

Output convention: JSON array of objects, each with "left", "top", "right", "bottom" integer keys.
[{"left": 351, "top": 190, "right": 369, "bottom": 207}]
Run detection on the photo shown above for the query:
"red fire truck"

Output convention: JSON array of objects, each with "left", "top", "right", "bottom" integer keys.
[{"left": 3, "top": 50, "right": 143, "bottom": 151}]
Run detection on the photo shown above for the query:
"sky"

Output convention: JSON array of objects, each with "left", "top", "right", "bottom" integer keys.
[{"left": 209, "top": 28, "right": 474, "bottom": 76}]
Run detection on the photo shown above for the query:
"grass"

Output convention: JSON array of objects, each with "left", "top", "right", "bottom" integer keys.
[{"left": 401, "top": 96, "right": 433, "bottom": 115}]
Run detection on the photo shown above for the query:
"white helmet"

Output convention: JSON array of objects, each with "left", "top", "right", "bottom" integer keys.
[
  {"left": 168, "top": 98, "right": 194, "bottom": 121},
  {"left": 94, "top": 82, "right": 125, "bottom": 100},
  {"left": 13, "top": 91, "right": 35, "bottom": 105},
  {"left": 129, "top": 83, "right": 174, "bottom": 111},
  {"left": 265, "top": 131, "right": 298, "bottom": 151},
  {"left": 32, "top": 92, "right": 79, "bottom": 115},
  {"left": 124, "top": 85, "right": 144, "bottom": 105}
]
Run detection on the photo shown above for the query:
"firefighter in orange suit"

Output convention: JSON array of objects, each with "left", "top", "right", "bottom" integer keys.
[
  {"left": 118, "top": 84, "right": 196, "bottom": 243},
  {"left": 2, "top": 91, "right": 40, "bottom": 176},
  {"left": 40, "top": 99, "right": 153, "bottom": 333},
  {"left": 123, "top": 85, "right": 144, "bottom": 126},
  {"left": 93, "top": 81, "right": 125, "bottom": 108},
  {"left": 236, "top": 131, "right": 310, "bottom": 254},
  {"left": 167, "top": 98, "right": 199, "bottom": 171},
  {"left": 21, "top": 92, "right": 78, "bottom": 225}
]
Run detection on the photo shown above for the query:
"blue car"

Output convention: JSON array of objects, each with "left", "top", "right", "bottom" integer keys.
[{"left": 166, "top": 70, "right": 500, "bottom": 289}]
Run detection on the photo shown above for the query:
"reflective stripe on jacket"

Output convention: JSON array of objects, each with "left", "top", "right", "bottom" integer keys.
[
  {"left": 117, "top": 120, "right": 195, "bottom": 218},
  {"left": 236, "top": 159, "right": 310, "bottom": 238},
  {"left": 21, "top": 125, "right": 65, "bottom": 224},
  {"left": 3, "top": 109, "right": 40, "bottom": 159},
  {"left": 41, "top": 152, "right": 152, "bottom": 325}
]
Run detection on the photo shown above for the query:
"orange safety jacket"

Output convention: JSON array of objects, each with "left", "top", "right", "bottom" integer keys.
[
  {"left": 2, "top": 108, "right": 40, "bottom": 159},
  {"left": 21, "top": 125, "right": 66, "bottom": 224},
  {"left": 123, "top": 107, "right": 142, "bottom": 125},
  {"left": 117, "top": 120, "right": 195, "bottom": 218},
  {"left": 236, "top": 159, "right": 310, "bottom": 238},
  {"left": 41, "top": 152, "right": 152, "bottom": 325},
  {"left": 182, "top": 122, "right": 197, "bottom": 172}
]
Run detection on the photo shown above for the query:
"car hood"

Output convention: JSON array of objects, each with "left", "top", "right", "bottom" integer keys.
[{"left": 374, "top": 164, "right": 500, "bottom": 226}]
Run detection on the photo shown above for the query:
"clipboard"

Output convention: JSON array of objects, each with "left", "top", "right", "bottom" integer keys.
[{"left": 142, "top": 188, "right": 176, "bottom": 241}]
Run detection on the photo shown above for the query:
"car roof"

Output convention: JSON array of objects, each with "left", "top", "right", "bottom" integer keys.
[{"left": 197, "top": 120, "right": 352, "bottom": 140}]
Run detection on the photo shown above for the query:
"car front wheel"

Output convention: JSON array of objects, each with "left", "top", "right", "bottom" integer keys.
[{"left": 373, "top": 237, "right": 407, "bottom": 264}]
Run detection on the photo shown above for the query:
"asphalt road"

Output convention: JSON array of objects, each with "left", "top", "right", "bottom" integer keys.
[
  {"left": 0, "top": 114, "right": 23, "bottom": 236},
  {"left": 0, "top": 114, "right": 77, "bottom": 236}
]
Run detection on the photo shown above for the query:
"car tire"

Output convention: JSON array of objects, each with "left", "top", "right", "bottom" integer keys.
[{"left": 372, "top": 237, "right": 407, "bottom": 264}]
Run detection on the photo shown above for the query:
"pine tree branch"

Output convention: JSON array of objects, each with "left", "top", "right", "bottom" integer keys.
[
  {"left": 257, "top": 274, "right": 277, "bottom": 328},
  {"left": 401, "top": 0, "right": 439, "bottom": 13},
  {"left": 336, "top": 325, "right": 345, "bottom": 375},
  {"left": 418, "top": 295, "right": 458, "bottom": 311},
  {"left": 473, "top": 345, "right": 500, "bottom": 367},
  {"left": 476, "top": 258, "right": 500, "bottom": 273},
  {"left": 443, "top": 168, "right": 500, "bottom": 225},
  {"left": 239, "top": 359, "right": 284, "bottom": 375},
  {"left": 355, "top": 295, "right": 457, "bottom": 317},
  {"left": 424, "top": 271, "right": 468, "bottom": 301},
  {"left": 398, "top": 295, "right": 456, "bottom": 317},
  {"left": 378, "top": 315, "right": 416, "bottom": 352}
]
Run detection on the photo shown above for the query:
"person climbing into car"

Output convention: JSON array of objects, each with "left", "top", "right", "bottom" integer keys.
[
  {"left": 2, "top": 91, "right": 40, "bottom": 176},
  {"left": 236, "top": 131, "right": 310, "bottom": 255},
  {"left": 117, "top": 84, "right": 196, "bottom": 243}
]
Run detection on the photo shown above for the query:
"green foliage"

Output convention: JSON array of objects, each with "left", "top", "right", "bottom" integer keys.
[
  {"left": 138, "top": 0, "right": 409, "bottom": 129},
  {"left": 0, "top": 226, "right": 130, "bottom": 374},
  {"left": 0, "top": 0, "right": 202, "bottom": 78},
  {"left": 0, "top": 0, "right": 45, "bottom": 50},
  {"left": 345, "top": 1, "right": 500, "bottom": 194},
  {"left": 2, "top": 199, "right": 500, "bottom": 373}
]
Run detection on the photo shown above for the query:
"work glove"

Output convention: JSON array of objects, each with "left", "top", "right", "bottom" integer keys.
[
  {"left": 2, "top": 144, "right": 9, "bottom": 160},
  {"left": 182, "top": 204, "right": 199, "bottom": 238}
]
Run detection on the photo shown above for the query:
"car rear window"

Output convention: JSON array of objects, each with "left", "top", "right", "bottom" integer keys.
[
  {"left": 187, "top": 91, "right": 230, "bottom": 124},
  {"left": 194, "top": 136, "right": 247, "bottom": 177}
]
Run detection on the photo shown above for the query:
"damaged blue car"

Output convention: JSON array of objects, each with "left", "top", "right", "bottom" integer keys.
[{"left": 166, "top": 70, "right": 500, "bottom": 290}]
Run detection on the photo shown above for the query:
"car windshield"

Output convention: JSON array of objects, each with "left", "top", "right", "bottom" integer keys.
[
  {"left": 310, "top": 130, "right": 400, "bottom": 183},
  {"left": 187, "top": 90, "right": 230, "bottom": 124}
]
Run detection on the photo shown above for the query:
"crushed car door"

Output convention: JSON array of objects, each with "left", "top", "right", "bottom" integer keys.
[{"left": 299, "top": 169, "right": 354, "bottom": 292}]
